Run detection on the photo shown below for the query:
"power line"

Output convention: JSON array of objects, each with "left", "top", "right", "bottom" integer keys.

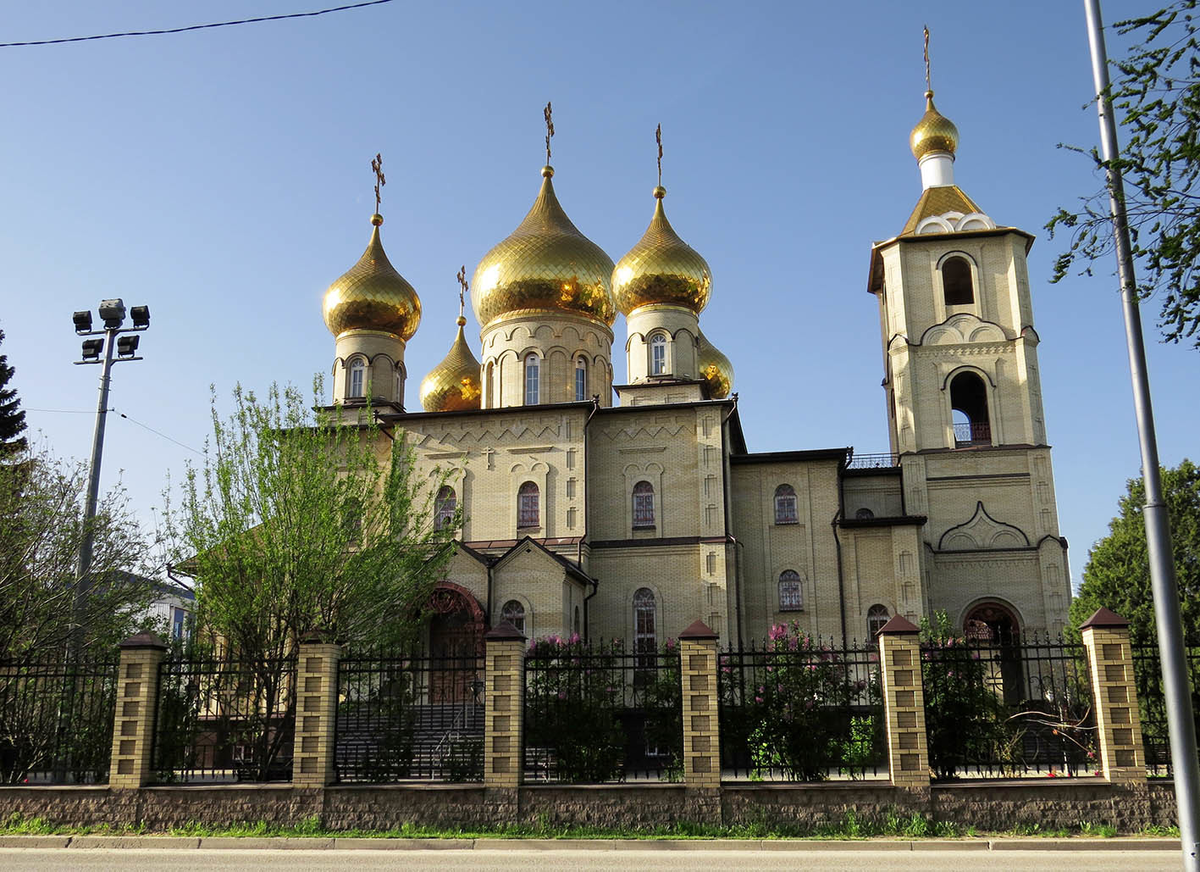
[
  {"left": 26, "top": 407, "right": 96, "bottom": 414},
  {"left": 0, "top": 0, "right": 395, "bottom": 49},
  {"left": 115, "top": 410, "right": 203, "bottom": 456}
]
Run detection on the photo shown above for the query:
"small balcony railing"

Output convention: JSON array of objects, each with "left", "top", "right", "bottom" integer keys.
[{"left": 954, "top": 421, "right": 991, "bottom": 447}]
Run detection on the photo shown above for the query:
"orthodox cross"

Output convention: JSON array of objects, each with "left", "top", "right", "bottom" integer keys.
[
  {"left": 456, "top": 265, "right": 468, "bottom": 319},
  {"left": 656, "top": 123, "right": 663, "bottom": 187},
  {"left": 923, "top": 25, "right": 931, "bottom": 91},
  {"left": 544, "top": 101, "right": 554, "bottom": 165},
  {"left": 371, "top": 152, "right": 386, "bottom": 213}
]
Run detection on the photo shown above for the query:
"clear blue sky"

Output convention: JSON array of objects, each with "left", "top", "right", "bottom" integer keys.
[{"left": 0, "top": 1, "right": 1190, "bottom": 589}]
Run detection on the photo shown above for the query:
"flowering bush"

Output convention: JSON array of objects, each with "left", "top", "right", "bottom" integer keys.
[{"left": 722, "top": 622, "right": 883, "bottom": 781}]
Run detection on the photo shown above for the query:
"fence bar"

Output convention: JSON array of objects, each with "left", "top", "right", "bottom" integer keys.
[
  {"left": 109, "top": 632, "right": 168, "bottom": 789},
  {"left": 878, "top": 616, "right": 929, "bottom": 787},
  {"left": 1081, "top": 609, "right": 1146, "bottom": 784},
  {"left": 484, "top": 622, "right": 525, "bottom": 788},
  {"left": 680, "top": 621, "right": 721, "bottom": 788},
  {"left": 293, "top": 632, "right": 341, "bottom": 788}
]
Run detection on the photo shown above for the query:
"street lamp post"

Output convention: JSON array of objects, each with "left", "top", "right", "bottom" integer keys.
[{"left": 71, "top": 299, "right": 150, "bottom": 653}]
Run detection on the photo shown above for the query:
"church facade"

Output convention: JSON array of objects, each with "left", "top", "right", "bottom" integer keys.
[{"left": 317, "top": 90, "right": 1072, "bottom": 654}]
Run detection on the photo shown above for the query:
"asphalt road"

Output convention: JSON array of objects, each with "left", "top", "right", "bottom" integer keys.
[{"left": 0, "top": 848, "right": 1182, "bottom": 871}]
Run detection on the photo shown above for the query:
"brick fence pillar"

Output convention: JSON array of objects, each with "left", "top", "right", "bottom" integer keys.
[
  {"left": 292, "top": 631, "right": 342, "bottom": 788},
  {"left": 679, "top": 620, "right": 721, "bottom": 789},
  {"left": 877, "top": 615, "right": 930, "bottom": 787},
  {"left": 1081, "top": 607, "right": 1147, "bottom": 783},
  {"left": 109, "top": 632, "right": 168, "bottom": 789},
  {"left": 484, "top": 621, "right": 526, "bottom": 788}
]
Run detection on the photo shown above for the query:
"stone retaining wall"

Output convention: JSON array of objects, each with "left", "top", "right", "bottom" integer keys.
[{"left": 0, "top": 780, "right": 1177, "bottom": 832}]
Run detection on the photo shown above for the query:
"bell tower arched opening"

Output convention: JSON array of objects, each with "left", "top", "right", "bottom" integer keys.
[{"left": 949, "top": 371, "right": 990, "bottom": 447}]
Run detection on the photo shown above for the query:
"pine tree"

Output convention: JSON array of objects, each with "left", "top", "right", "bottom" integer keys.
[{"left": 0, "top": 328, "right": 27, "bottom": 456}]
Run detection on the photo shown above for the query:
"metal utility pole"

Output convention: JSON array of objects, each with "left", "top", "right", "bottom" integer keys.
[
  {"left": 1082, "top": 2, "right": 1200, "bottom": 867},
  {"left": 71, "top": 299, "right": 150, "bottom": 655}
]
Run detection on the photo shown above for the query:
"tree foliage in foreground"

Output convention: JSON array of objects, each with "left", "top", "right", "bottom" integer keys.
[
  {"left": 1069, "top": 459, "right": 1200, "bottom": 646},
  {"left": 1048, "top": 2, "right": 1200, "bottom": 349},
  {"left": 0, "top": 328, "right": 27, "bottom": 457},
  {"left": 167, "top": 382, "right": 461, "bottom": 662},
  {"left": 0, "top": 445, "right": 153, "bottom": 662}
]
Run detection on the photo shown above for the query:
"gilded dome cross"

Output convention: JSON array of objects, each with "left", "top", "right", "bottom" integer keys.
[
  {"left": 656, "top": 123, "right": 663, "bottom": 188},
  {"left": 456, "top": 265, "right": 468, "bottom": 319},
  {"left": 371, "top": 152, "right": 386, "bottom": 214},
  {"left": 544, "top": 102, "right": 554, "bottom": 165},
  {"left": 923, "top": 25, "right": 931, "bottom": 92}
]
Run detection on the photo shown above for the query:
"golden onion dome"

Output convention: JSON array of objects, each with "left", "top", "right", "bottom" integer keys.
[
  {"left": 323, "top": 214, "right": 421, "bottom": 340},
  {"left": 419, "top": 316, "right": 482, "bottom": 412},
  {"left": 612, "top": 186, "right": 712, "bottom": 316},
  {"left": 471, "top": 166, "right": 616, "bottom": 328},
  {"left": 696, "top": 328, "right": 733, "bottom": 399},
  {"left": 909, "top": 91, "right": 959, "bottom": 161}
]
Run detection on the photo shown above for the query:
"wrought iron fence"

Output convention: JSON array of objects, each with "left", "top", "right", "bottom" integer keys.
[
  {"left": 151, "top": 655, "right": 295, "bottom": 783},
  {"left": 523, "top": 638, "right": 682, "bottom": 783},
  {"left": 921, "top": 634, "right": 1096, "bottom": 780},
  {"left": 1131, "top": 643, "right": 1200, "bottom": 777},
  {"left": 0, "top": 656, "right": 119, "bottom": 784},
  {"left": 953, "top": 421, "right": 991, "bottom": 446},
  {"left": 335, "top": 649, "right": 484, "bottom": 782},
  {"left": 846, "top": 452, "right": 900, "bottom": 470},
  {"left": 718, "top": 635, "right": 886, "bottom": 781}
]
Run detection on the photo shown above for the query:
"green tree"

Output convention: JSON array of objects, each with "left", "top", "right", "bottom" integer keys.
[
  {"left": 162, "top": 382, "right": 460, "bottom": 780},
  {"left": 1069, "top": 459, "right": 1200, "bottom": 646},
  {"left": 0, "top": 445, "right": 153, "bottom": 662},
  {"left": 0, "top": 328, "right": 27, "bottom": 456},
  {"left": 1048, "top": 2, "right": 1200, "bottom": 349}
]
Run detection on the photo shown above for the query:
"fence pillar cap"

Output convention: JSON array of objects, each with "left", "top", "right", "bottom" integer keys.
[
  {"left": 485, "top": 620, "right": 527, "bottom": 642},
  {"left": 119, "top": 631, "right": 168, "bottom": 651},
  {"left": 876, "top": 615, "right": 920, "bottom": 636},
  {"left": 299, "top": 628, "right": 336, "bottom": 645},
  {"left": 679, "top": 619, "right": 718, "bottom": 641},
  {"left": 1080, "top": 607, "right": 1129, "bottom": 630}
]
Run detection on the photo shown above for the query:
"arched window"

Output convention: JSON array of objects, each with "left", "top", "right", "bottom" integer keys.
[
  {"left": 524, "top": 354, "right": 540, "bottom": 405},
  {"left": 942, "top": 256, "right": 974, "bottom": 305},
  {"left": 650, "top": 333, "right": 667, "bottom": 376},
  {"left": 632, "top": 480, "right": 655, "bottom": 528},
  {"left": 393, "top": 366, "right": 403, "bottom": 403},
  {"left": 348, "top": 358, "right": 366, "bottom": 398},
  {"left": 867, "top": 604, "right": 890, "bottom": 637},
  {"left": 774, "top": 484, "right": 798, "bottom": 524},
  {"left": 517, "top": 481, "right": 540, "bottom": 528},
  {"left": 778, "top": 570, "right": 803, "bottom": 611},
  {"left": 434, "top": 486, "right": 457, "bottom": 529},
  {"left": 485, "top": 361, "right": 495, "bottom": 407},
  {"left": 633, "top": 588, "right": 656, "bottom": 665},
  {"left": 573, "top": 605, "right": 581, "bottom": 636},
  {"left": 575, "top": 357, "right": 587, "bottom": 402},
  {"left": 855, "top": 507, "right": 875, "bottom": 520},
  {"left": 950, "top": 371, "right": 990, "bottom": 446},
  {"left": 501, "top": 600, "right": 526, "bottom": 636}
]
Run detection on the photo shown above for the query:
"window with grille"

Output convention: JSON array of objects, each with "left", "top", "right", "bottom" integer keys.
[
  {"left": 774, "top": 484, "right": 798, "bottom": 524},
  {"left": 634, "top": 588, "right": 656, "bottom": 666},
  {"left": 501, "top": 600, "right": 526, "bottom": 636},
  {"left": 575, "top": 358, "right": 587, "bottom": 401},
  {"left": 778, "top": 570, "right": 803, "bottom": 611},
  {"left": 435, "top": 486, "right": 456, "bottom": 529},
  {"left": 650, "top": 334, "right": 667, "bottom": 375},
  {"left": 517, "top": 481, "right": 539, "bottom": 528},
  {"left": 632, "top": 480, "right": 655, "bottom": 528},
  {"left": 524, "top": 355, "right": 540, "bottom": 405},
  {"left": 868, "top": 604, "right": 890, "bottom": 637}
]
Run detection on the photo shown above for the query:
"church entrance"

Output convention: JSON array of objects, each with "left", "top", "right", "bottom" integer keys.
[
  {"left": 427, "top": 584, "right": 484, "bottom": 704},
  {"left": 964, "top": 601, "right": 1022, "bottom": 706}
]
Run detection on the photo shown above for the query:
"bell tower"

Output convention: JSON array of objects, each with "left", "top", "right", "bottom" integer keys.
[{"left": 864, "top": 34, "right": 1071, "bottom": 636}]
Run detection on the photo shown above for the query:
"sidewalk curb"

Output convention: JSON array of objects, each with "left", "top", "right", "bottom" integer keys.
[{"left": 0, "top": 835, "right": 1180, "bottom": 851}]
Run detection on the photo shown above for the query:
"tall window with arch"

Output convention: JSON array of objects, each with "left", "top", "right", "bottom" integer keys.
[
  {"left": 649, "top": 333, "right": 667, "bottom": 376},
  {"left": 348, "top": 358, "right": 366, "bottom": 399},
  {"left": 524, "top": 354, "right": 540, "bottom": 405},
  {"left": 867, "top": 604, "right": 890, "bottom": 638},
  {"left": 485, "top": 361, "right": 495, "bottom": 407},
  {"left": 633, "top": 588, "right": 656, "bottom": 667},
  {"left": 517, "top": 481, "right": 539, "bottom": 528},
  {"left": 393, "top": 366, "right": 403, "bottom": 404},
  {"left": 434, "top": 485, "right": 457, "bottom": 529},
  {"left": 632, "top": 480, "right": 655, "bottom": 528},
  {"left": 575, "top": 357, "right": 587, "bottom": 401},
  {"left": 778, "top": 570, "right": 803, "bottom": 611},
  {"left": 950, "top": 371, "right": 990, "bottom": 447},
  {"left": 774, "top": 484, "right": 798, "bottom": 524},
  {"left": 501, "top": 600, "right": 526, "bottom": 636},
  {"left": 941, "top": 255, "right": 974, "bottom": 305}
]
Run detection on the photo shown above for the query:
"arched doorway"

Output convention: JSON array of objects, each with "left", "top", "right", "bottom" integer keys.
[
  {"left": 427, "top": 583, "right": 485, "bottom": 703},
  {"left": 964, "top": 601, "right": 1022, "bottom": 706}
]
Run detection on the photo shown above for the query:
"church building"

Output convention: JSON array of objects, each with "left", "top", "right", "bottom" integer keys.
[{"left": 317, "top": 86, "right": 1072, "bottom": 655}]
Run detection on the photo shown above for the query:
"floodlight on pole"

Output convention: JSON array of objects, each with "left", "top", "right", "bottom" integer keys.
[
  {"left": 1082, "top": 2, "right": 1200, "bottom": 868},
  {"left": 70, "top": 297, "right": 151, "bottom": 656}
]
